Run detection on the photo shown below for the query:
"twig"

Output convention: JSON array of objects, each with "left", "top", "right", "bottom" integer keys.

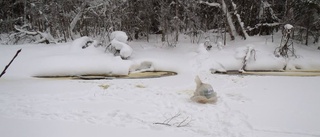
[
  {"left": 0, "top": 49, "right": 22, "bottom": 78},
  {"left": 153, "top": 112, "right": 192, "bottom": 127},
  {"left": 153, "top": 122, "right": 172, "bottom": 126},
  {"left": 163, "top": 112, "right": 181, "bottom": 124},
  {"left": 176, "top": 116, "right": 192, "bottom": 127}
]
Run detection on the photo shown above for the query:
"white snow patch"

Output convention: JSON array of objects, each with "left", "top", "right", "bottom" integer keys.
[
  {"left": 110, "top": 31, "right": 128, "bottom": 43},
  {"left": 284, "top": 24, "right": 294, "bottom": 30}
]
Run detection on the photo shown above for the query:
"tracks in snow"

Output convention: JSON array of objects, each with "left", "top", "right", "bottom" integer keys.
[{"left": 0, "top": 78, "right": 254, "bottom": 137}]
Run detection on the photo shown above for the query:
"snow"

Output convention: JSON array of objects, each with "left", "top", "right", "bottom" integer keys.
[
  {"left": 109, "top": 31, "right": 133, "bottom": 59},
  {"left": 199, "top": 1, "right": 221, "bottom": 8},
  {"left": 197, "top": 43, "right": 208, "bottom": 54},
  {"left": 284, "top": 24, "right": 294, "bottom": 30},
  {"left": 110, "top": 31, "right": 129, "bottom": 43},
  {"left": 119, "top": 43, "right": 133, "bottom": 58},
  {"left": 71, "top": 36, "right": 93, "bottom": 50},
  {"left": 1, "top": 34, "right": 320, "bottom": 137}
]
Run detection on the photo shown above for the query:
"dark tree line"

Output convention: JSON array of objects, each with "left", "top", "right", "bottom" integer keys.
[{"left": 0, "top": 0, "right": 319, "bottom": 45}]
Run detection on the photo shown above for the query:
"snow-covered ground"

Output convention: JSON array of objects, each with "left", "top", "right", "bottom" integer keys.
[{"left": 0, "top": 34, "right": 320, "bottom": 137}]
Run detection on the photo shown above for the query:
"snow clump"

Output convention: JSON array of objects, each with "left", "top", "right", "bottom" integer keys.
[
  {"left": 71, "top": 36, "right": 93, "bottom": 50},
  {"left": 284, "top": 24, "right": 293, "bottom": 30},
  {"left": 109, "top": 31, "right": 133, "bottom": 59},
  {"left": 110, "top": 31, "right": 128, "bottom": 43}
]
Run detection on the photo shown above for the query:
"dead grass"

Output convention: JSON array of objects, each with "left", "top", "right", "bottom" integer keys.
[
  {"left": 135, "top": 84, "right": 146, "bottom": 88},
  {"left": 99, "top": 84, "right": 110, "bottom": 90}
]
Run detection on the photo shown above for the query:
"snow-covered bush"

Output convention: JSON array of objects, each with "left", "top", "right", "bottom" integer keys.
[
  {"left": 109, "top": 39, "right": 133, "bottom": 59},
  {"left": 217, "top": 42, "right": 223, "bottom": 50},
  {"left": 197, "top": 40, "right": 213, "bottom": 54},
  {"left": 107, "top": 31, "right": 133, "bottom": 59},
  {"left": 110, "top": 31, "right": 128, "bottom": 43}
]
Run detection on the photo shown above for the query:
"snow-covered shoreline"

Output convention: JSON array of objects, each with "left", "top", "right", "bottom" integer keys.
[{"left": 1, "top": 35, "right": 320, "bottom": 137}]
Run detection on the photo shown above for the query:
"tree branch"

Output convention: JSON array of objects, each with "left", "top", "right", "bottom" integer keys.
[{"left": 0, "top": 49, "right": 22, "bottom": 78}]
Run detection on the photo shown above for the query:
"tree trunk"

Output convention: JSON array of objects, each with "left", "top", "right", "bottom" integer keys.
[
  {"left": 284, "top": 0, "right": 294, "bottom": 23},
  {"left": 175, "top": 0, "right": 179, "bottom": 42},
  {"left": 70, "top": 3, "right": 87, "bottom": 39},
  {"left": 230, "top": 0, "right": 249, "bottom": 39},
  {"left": 306, "top": 19, "right": 310, "bottom": 45},
  {"left": 220, "top": 0, "right": 236, "bottom": 40}
]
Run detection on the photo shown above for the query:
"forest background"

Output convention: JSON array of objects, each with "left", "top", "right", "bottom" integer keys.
[{"left": 0, "top": 0, "right": 319, "bottom": 46}]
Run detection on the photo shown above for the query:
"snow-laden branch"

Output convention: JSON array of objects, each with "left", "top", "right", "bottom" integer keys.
[
  {"left": 246, "top": 23, "right": 281, "bottom": 31},
  {"left": 14, "top": 25, "right": 57, "bottom": 44},
  {"left": 35, "top": 31, "right": 57, "bottom": 44},
  {"left": 199, "top": 0, "right": 221, "bottom": 8},
  {"left": 14, "top": 25, "right": 38, "bottom": 35}
]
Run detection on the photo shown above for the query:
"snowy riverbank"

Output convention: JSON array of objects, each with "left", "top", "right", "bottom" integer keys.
[{"left": 1, "top": 35, "right": 320, "bottom": 137}]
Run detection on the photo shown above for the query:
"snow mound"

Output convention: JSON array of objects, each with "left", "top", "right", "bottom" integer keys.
[
  {"left": 111, "top": 39, "right": 124, "bottom": 50},
  {"left": 110, "top": 31, "right": 128, "bottom": 43},
  {"left": 110, "top": 39, "right": 133, "bottom": 59},
  {"left": 197, "top": 43, "right": 208, "bottom": 54},
  {"left": 120, "top": 44, "right": 133, "bottom": 59},
  {"left": 32, "top": 55, "right": 132, "bottom": 77},
  {"left": 71, "top": 36, "right": 92, "bottom": 50}
]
